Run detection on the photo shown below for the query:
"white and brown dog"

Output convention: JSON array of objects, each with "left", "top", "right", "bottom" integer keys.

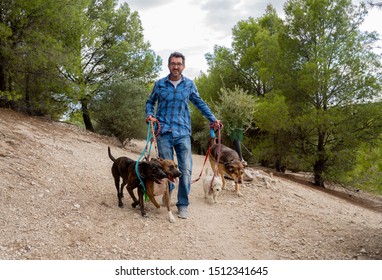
[
  {"left": 149, "top": 158, "right": 182, "bottom": 223},
  {"left": 203, "top": 168, "right": 223, "bottom": 203}
]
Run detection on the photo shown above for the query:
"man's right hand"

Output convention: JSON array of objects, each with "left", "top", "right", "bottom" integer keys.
[{"left": 146, "top": 115, "right": 157, "bottom": 123}]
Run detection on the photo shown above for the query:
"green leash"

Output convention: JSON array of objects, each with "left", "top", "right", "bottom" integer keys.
[{"left": 135, "top": 123, "right": 155, "bottom": 202}]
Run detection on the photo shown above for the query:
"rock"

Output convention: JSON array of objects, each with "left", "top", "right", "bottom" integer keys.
[{"left": 243, "top": 169, "right": 254, "bottom": 181}]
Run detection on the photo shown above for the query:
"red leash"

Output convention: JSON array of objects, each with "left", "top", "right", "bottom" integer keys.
[
  {"left": 191, "top": 144, "right": 212, "bottom": 184},
  {"left": 191, "top": 121, "right": 223, "bottom": 187},
  {"left": 208, "top": 122, "right": 223, "bottom": 194}
]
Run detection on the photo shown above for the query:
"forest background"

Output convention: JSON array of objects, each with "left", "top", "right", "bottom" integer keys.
[{"left": 1, "top": 0, "right": 381, "bottom": 193}]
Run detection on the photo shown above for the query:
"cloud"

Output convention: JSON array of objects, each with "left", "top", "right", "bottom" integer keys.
[
  {"left": 187, "top": 0, "right": 285, "bottom": 43},
  {"left": 119, "top": 0, "right": 175, "bottom": 10}
]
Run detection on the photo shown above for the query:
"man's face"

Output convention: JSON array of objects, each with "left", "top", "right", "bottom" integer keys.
[{"left": 168, "top": 57, "right": 184, "bottom": 80}]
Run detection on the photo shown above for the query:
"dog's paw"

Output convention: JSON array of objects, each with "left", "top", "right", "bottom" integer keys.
[
  {"left": 131, "top": 202, "right": 139, "bottom": 208},
  {"left": 237, "top": 191, "right": 243, "bottom": 197},
  {"left": 118, "top": 203, "right": 124, "bottom": 208},
  {"left": 168, "top": 212, "right": 175, "bottom": 223}
]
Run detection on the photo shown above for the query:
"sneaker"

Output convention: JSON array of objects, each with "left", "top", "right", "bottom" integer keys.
[{"left": 177, "top": 207, "right": 188, "bottom": 219}]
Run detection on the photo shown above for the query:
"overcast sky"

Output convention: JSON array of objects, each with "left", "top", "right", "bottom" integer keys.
[{"left": 120, "top": 0, "right": 382, "bottom": 79}]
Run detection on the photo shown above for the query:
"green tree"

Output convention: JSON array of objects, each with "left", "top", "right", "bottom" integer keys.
[
  {"left": 91, "top": 80, "right": 148, "bottom": 142},
  {"left": 231, "top": 5, "right": 283, "bottom": 97},
  {"left": 214, "top": 86, "right": 255, "bottom": 137},
  {"left": 60, "top": 0, "right": 161, "bottom": 131},
  {"left": 343, "top": 132, "right": 382, "bottom": 194},
  {"left": 191, "top": 86, "right": 255, "bottom": 156},
  {"left": 279, "top": 0, "right": 382, "bottom": 186},
  {"left": 197, "top": 5, "right": 283, "bottom": 99},
  {"left": 253, "top": 92, "right": 299, "bottom": 171},
  {"left": 194, "top": 5, "right": 283, "bottom": 154},
  {"left": 0, "top": 0, "right": 84, "bottom": 117}
]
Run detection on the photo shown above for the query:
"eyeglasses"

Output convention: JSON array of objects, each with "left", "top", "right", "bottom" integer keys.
[{"left": 169, "top": 62, "right": 183, "bottom": 67}]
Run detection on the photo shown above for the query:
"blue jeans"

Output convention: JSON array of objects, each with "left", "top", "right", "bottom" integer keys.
[{"left": 156, "top": 133, "right": 192, "bottom": 208}]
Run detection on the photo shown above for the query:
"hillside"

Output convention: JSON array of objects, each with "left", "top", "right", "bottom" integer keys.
[{"left": 0, "top": 108, "right": 381, "bottom": 260}]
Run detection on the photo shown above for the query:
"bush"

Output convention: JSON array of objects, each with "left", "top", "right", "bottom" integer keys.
[
  {"left": 341, "top": 138, "right": 382, "bottom": 195},
  {"left": 91, "top": 80, "right": 148, "bottom": 142}
]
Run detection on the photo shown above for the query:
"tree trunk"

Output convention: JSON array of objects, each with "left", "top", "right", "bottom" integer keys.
[
  {"left": 0, "top": 60, "right": 5, "bottom": 93},
  {"left": 314, "top": 160, "right": 325, "bottom": 187},
  {"left": 25, "top": 73, "right": 32, "bottom": 115},
  {"left": 0, "top": 52, "right": 7, "bottom": 108},
  {"left": 233, "top": 139, "right": 243, "bottom": 161},
  {"left": 313, "top": 130, "right": 326, "bottom": 187},
  {"left": 81, "top": 99, "right": 94, "bottom": 132}
]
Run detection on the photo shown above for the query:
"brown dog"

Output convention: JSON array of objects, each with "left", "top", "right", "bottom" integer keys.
[
  {"left": 209, "top": 144, "right": 245, "bottom": 197},
  {"left": 108, "top": 147, "right": 167, "bottom": 217},
  {"left": 147, "top": 158, "right": 182, "bottom": 223}
]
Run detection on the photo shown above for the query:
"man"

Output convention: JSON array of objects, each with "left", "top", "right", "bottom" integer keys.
[{"left": 146, "top": 52, "right": 220, "bottom": 219}]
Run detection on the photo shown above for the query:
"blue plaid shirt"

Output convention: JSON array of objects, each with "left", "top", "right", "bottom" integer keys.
[{"left": 146, "top": 75, "right": 217, "bottom": 138}]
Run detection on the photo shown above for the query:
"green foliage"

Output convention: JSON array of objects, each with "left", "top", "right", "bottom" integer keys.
[
  {"left": 0, "top": 0, "right": 160, "bottom": 125},
  {"left": 200, "top": 46, "right": 240, "bottom": 99},
  {"left": 0, "top": 0, "right": 85, "bottom": 117},
  {"left": 213, "top": 86, "right": 255, "bottom": 137},
  {"left": 254, "top": 92, "right": 291, "bottom": 132},
  {"left": 59, "top": 0, "right": 161, "bottom": 130},
  {"left": 91, "top": 80, "right": 148, "bottom": 142},
  {"left": 190, "top": 103, "right": 211, "bottom": 154},
  {"left": 345, "top": 138, "right": 382, "bottom": 194},
  {"left": 231, "top": 5, "right": 283, "bottom": 97},
  {"left": 252, "top": 92, "right": 297, "bottom": 170},
  {"left": 196, "top": 0, "right": 382, "bottom": 191},
  {"left": 279, "top": 0, "right": 382, "bottom": 186},
  {"left": 198, "top": 6, "right": 283, "bottom": 100},
  {"left": 191, "top": 86, "right": 256, "bottom": 154}
]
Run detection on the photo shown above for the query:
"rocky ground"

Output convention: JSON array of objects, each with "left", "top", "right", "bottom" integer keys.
[{"left": 1, "top": 108, "right": 382, "bottom": 260}]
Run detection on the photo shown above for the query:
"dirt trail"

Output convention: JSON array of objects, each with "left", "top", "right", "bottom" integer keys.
[{"left": 1, "top": 108, "right": 381, "bottom": 260}]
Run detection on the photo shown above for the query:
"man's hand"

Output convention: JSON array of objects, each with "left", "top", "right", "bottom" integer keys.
[
  {"left": 211, "top": 119, "right": 223, "bottom": 130},
  {"left": 146, "top": 115, "right": 157, "bottom": 123}
]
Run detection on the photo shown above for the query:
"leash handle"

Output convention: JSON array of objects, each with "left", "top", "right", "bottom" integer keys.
[{"left": 149, "top": 120, "right": 160, "bottom": 158}]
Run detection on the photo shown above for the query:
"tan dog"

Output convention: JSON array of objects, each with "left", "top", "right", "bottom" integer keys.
[
  {"left": 203, "top": 168, "right": 222, "bottom": 203},
  {"left": 148, "top": 158, "right": 181, "bottom": 223},
  {"left": 209, "top": 144, "right": 245, "bottom": 197}
]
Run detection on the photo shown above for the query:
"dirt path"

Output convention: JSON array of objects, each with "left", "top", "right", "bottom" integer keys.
[{"left": 1, "top": 108, "right": 382, "bottom": 260}]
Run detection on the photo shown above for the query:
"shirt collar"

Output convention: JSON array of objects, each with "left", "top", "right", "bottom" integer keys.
[{"left": 166, "top": 74, "right": 184, "bottom": 83}]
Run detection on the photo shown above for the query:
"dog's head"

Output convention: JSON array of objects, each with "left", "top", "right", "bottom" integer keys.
[
  {"left": 210, "top": 176, "right": 222, "bottom": 193},
  {"left": 224, "top": 160, "right": 244, "bottom": 184},
  {"left": 151, "top": 158, "right": 182, "bottom": 184},
  {"left": 139, "top": 160, "right": 167, "bottom": 184},
  {"left": 203, "top": 168, "right": 222, "bottom": 194}
]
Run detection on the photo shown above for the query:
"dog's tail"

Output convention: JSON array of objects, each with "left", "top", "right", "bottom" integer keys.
[{"left": 108, "top": 146, "right": 116, "bottom": 162}]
